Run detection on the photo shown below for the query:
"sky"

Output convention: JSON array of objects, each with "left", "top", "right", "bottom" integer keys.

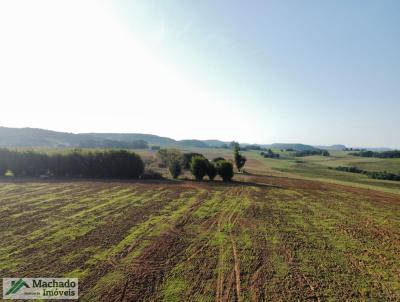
[{"left": 0, "top": 0, "right": 399, "bottom": 148}]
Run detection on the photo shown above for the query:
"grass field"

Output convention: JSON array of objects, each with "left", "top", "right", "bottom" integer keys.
[
  {"left": 233, "top": 150, "right": 400, "bottom": 195},
  {"left": 1, "top": 172, "right": 399, "bottom": 301}
]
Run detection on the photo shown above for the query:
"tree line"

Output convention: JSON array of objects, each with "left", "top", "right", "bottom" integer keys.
[
  {"left": 329, "top": 166, "right": 400, "bottom": 181},
  {"left": 0, "top": 143, "right": 248, "bottom": 181},
  {"left": 294, "top": 149, "right": 330, "bottom": 157},
  {"left": 0, "top": 148, "right": 144, "bottom": 178},
  {"left": 350, "top": 150, "right": 400, "bottom": 158}
]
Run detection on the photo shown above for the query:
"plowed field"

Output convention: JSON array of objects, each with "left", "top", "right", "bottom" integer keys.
[{"left": 0, "top": 176, "right": 399, "bottom": 301}]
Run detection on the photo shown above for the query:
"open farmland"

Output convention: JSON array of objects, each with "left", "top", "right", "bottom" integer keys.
[{"left": 1, "top": 175, "right": 399, "bottom": 301}]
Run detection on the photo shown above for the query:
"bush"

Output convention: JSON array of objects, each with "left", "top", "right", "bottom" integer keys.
[
  {"left": 217, "top": 160, "right": 234, "bottom": 181},
  {"left": 182, "top": 152, "right": 205, "bottom": 169},
  {"left": 206, "top": 162, "right": 217, "bottom": 180},
  {"left": 168, "top": 160, "right": 182, "bottom": 179},
  {"left": 190, "top": 156, "right": 208, "bottom": 180}
]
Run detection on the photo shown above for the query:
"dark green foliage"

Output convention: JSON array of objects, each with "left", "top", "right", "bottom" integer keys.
[
  {"left": 351, "top": 150, "right": 400, "bottom": 158},
  {"left": 234, "top": 147, "right": 247, "bottom": 172},
  {"left": 330, "top": 166, "right": 400, "bottom": 181},
  {"left": 0, "top": 148, "right": 144, "bottom": 178},
  {"left": 206, "top": 162, "right": 217, "bottom": 180},
  {"left": 168, "top": 160, "right": 182, "bottom": 179},
  {"left": 217, "top": 160, "right": 234, "bottom": 181},
  {"left": 151, "top": 146, "right": 160, "bottom": 150},
  {"left": 368, "top": 171, "right": 400, "bottom": 181},
  {"left": 0, "top": 149, "right": 49, "bottom": 177},
  {"left": 139, "top": 170, "right": 164, "bottom": 179},
  {"left": 190, "top": 156, "right": 208, "bottom": 180},
  {"left": 182, "top": 152, "right": 205, "bottom": 169},
  {"left": 0, "top": 148, "right": 12, "bottom": 176},
  {"left": 295, "top": 150, "right": 330, "bottom": 157},
  {"left": 322, "top": 150, "right": 330, "bottom": 156},
  {"left": 331, "top": 166, "right": 365, "bottom": 174},
  {"left": 261, "top": 149, "right": 280, "bottom": 158},
  {"left": 212, "top": 157, "right": 225, "bottom": 163}
]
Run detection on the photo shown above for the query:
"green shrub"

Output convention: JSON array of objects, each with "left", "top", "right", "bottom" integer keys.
[
  {"left": 190, "top": 156, "right": 208, "bottom": 180},
  {"left": 168, "top": 160, "right": 182, "bottom": 179},
  {"left": 206, "top": 162, "right": 217, "bottom": 181},
  {"left": 217, "top": 161, "right": 234, "bottom": 181},
  {"left": 182, "top": 152, "right": 205, "bottom": 169}
]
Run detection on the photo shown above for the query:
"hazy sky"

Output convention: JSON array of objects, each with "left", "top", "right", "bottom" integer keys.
[{"left": 0, "top": 0, "right": 399, "bottom": 147}]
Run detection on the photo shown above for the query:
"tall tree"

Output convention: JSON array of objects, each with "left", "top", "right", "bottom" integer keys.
[{"left": 233, "top": 145, "right": 246, "bottom": 172}]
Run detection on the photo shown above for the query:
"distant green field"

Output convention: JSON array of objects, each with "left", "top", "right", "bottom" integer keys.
[{"left": 237, "top": 150, "right": 400, "bottom": 195}]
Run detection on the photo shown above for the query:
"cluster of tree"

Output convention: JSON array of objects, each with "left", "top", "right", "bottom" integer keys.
[
  {"left": 0, "top": 148, "right": 144, "bottom": 178},
  {"left": 190, "top": 156, "right": 234, "bottom": 181},
  {"left": 78, "top": 139, "right": 148, "bottom": 149},
  {"left": 329, "top": 166, "right": 400, "bottom": 181},
  {"left": 260, "top": 149, "right": 280, "bottom": 158},
  {"left": 368, "top": 171, "right": 400, "bottom": 181},
  {"left": 156, "top": 149, "right": 234, "bottom": 181},
  {"left": 344, "top": 148, "right": 364, "bottom": 151},
  {"left": 350, "top": 150, "right": 400, "bottom": 158},
  {"left": 330, "top": 166, "right": 364, "bottom": 174},
  {"left": 294, "top": 150, "right": 330, "bottom": 157}
]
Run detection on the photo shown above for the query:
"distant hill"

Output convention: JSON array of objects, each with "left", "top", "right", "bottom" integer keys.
[
  {"left": 0, "top": 126, "right": 224, "bottom": 149},
  {"left": 0, "top": 127, "right": 79, "bottom": 147},
  {"left": 79, "top": 133, "right": 176, "bottom": 146},
  {"left": 262, "top": 143, "right": 320, "bottom": 152},
  {"left": 202, "top": 140, "right": 228, "bottom": 148},
  {"left": 316, "top": 144, "right": 347, "bottom": 151},
  {"left": 1, "top": 127, "right": 391, "bottom": 151}
]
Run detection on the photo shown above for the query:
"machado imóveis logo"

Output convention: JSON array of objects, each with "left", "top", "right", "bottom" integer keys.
[{"left": 3, "top": 278, "right": 78, "bottom": 300}]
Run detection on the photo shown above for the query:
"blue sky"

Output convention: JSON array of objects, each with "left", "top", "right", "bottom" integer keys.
[{"left": 0, "top": 0, "right": 399, "bottom": 147}]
